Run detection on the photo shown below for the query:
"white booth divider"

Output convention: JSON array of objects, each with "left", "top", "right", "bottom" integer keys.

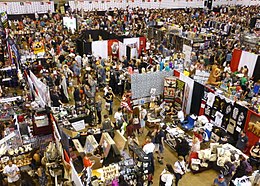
[{"left": 70, "top": 160, "right": 84, "bottom": 186}]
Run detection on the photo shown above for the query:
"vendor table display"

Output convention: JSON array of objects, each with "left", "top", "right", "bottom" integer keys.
[
  {"left": 164, "top": 124, "right": 193, "bottom": 151},
  {"left": 190, "top": 143, "right": 248, "bottom": 173},
  {"left": 128, "top": 142, "right": 150, "bottom": 176}
]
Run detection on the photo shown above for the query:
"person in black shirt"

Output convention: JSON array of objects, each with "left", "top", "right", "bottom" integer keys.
[
  {"left": 154, "top": 125, "right": 166, "bottom": 164},
  {"left": 50, "top": 90, "right": 63, "bottom": 107},
  {"left": 175, "top": 138, "right": 190, "bottom": 160},
  {"left": 236, "top": 130, "right": 248, "bottom": 152},
  {"left": 104, "top": 88, "right": 114, "bottom": 115},
  {"left": 73, "top": 86, "right": 81, "bottom": 103}
]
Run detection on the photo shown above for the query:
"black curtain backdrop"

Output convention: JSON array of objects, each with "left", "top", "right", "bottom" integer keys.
[
  {"left": 76, "top": 39, "right": 92, "bottom": 56},
  {"left": 190, "top": 81, "right": 204, "bottom": 115},
  {"left": 253, "top": 56, "right": 260, "bottom": 82}
]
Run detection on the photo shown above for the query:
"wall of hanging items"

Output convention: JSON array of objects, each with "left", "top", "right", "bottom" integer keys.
[
  {"left": 200, "top": 91, "right": 249, "bottom": 141},
  {"left": 174, "top": 79, "right": 185, "bottom": 110},
  {"left": 163, "top": 76, "right": 186, "bottom": 111},
  {"left": 163, "top": 76, "right": 176, "bottom": 102}
]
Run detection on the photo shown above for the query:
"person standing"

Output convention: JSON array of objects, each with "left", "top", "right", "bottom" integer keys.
[
  {"left": 139, "top": 106, "right": 147, "bottom": 134},
  {"left": 50, "top": 90, "right": 63, "bottom": 107},
  {"left": 3, "top": 160, "right": 20, "bottom": 186},
  {"left": 230, "top": 155, "right": 248, "bottom": 186},
  {"left": 73, "top": 85, "right": 81, "bottom": 108},
  {"left": 114, "top": 107, "right": 123, "bottom": 129},
  {"left": 95, "top": 95, "right": 102, "bottom": 124},
  {"left": 173, "top": 156, "right": 186, "bottom": 186},
  {"left": 236, "top": 130, "right": 248, "bottom": 152},
  {"left": 221, "top": 160, "right": 236, "bottom": 185},
  {"left": 159, "top": 164, "right": 175, "bottom": 186},
  {"left": 154, "top": 125, "right": 167, "bottom": 164},
  {"left": 104, "top": 88, "right": 114, "bottom": 115},
  {"left": 75, "top": 53, "right": 82, "bottom": 67},
  {"left": 143, "top": 137, "right": 155, "bottom": 186},
  {"left": 82, "top": 153, "right": 94, "bottom": 186},
  {"left": 187, "top": 136, "right": 200, "bottom": 171},
  {"left": 102, "top": 115, "right": 114, "bottom": 138}
]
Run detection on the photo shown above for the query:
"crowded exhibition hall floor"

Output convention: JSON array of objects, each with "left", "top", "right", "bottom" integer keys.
[
  {"left": 105, "top": 95, "right": 219, "bottom": 186},
  {"left": 0, "top": 1, "right": 260, "bottom": 186}
]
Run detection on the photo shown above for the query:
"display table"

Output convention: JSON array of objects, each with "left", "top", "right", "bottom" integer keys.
[
  {"left": 164, "top": 125, "right": 192, "bottom": 152},
  {"left": 190, "top": 143, "right": 248, "bottom": 174}
]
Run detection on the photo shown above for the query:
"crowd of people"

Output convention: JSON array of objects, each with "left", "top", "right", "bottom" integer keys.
[{"left": 0, "top": 3, "right": 259, "bottom": 186}]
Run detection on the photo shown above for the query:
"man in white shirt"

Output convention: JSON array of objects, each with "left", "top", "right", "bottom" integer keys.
[
  {"left": 143, "top": 137, "right": 156, "bottom": 181},
  {"left": 114, "top": 107, "right": 123, "bottom": 128},
  {"left": 75, "top": 53, "right": 82, "bottom": 67},
  {"left": 143, "top": 139, "right": 155, "bottom": 154},
  {"left": 3, "top": 160, "right": 20, "bottom": 186},
  {"left": 160, "top": 164, "right": 175, "bottom": 186},
  {"left": 139, "top": 106, "right": 147, "bottom": 133},
  {"left": 173, "top": 156, "right": 186, "bottom": 186},
  {"left": 103, "top": 84, "right": 112, "bottom": 96},
  {"left": 82, "top": 54, "right": 88, "bottom": 68}
]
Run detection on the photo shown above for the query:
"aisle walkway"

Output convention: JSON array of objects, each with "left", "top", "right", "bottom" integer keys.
[{"left": 104, "top": 93, "right": 218, "bottom": 186}]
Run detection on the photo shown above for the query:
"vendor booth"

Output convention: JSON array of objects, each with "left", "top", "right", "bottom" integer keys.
[{"left": 76, "top": 30, "right": 146, "bottom": 60}]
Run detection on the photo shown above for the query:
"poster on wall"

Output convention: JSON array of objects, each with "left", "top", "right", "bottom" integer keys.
[
  {"left": 174, "top": 79, "right": 185, "bottom": 110},
  {"left": 163, "top": 77, "right": 176, "bottom": 101}
]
